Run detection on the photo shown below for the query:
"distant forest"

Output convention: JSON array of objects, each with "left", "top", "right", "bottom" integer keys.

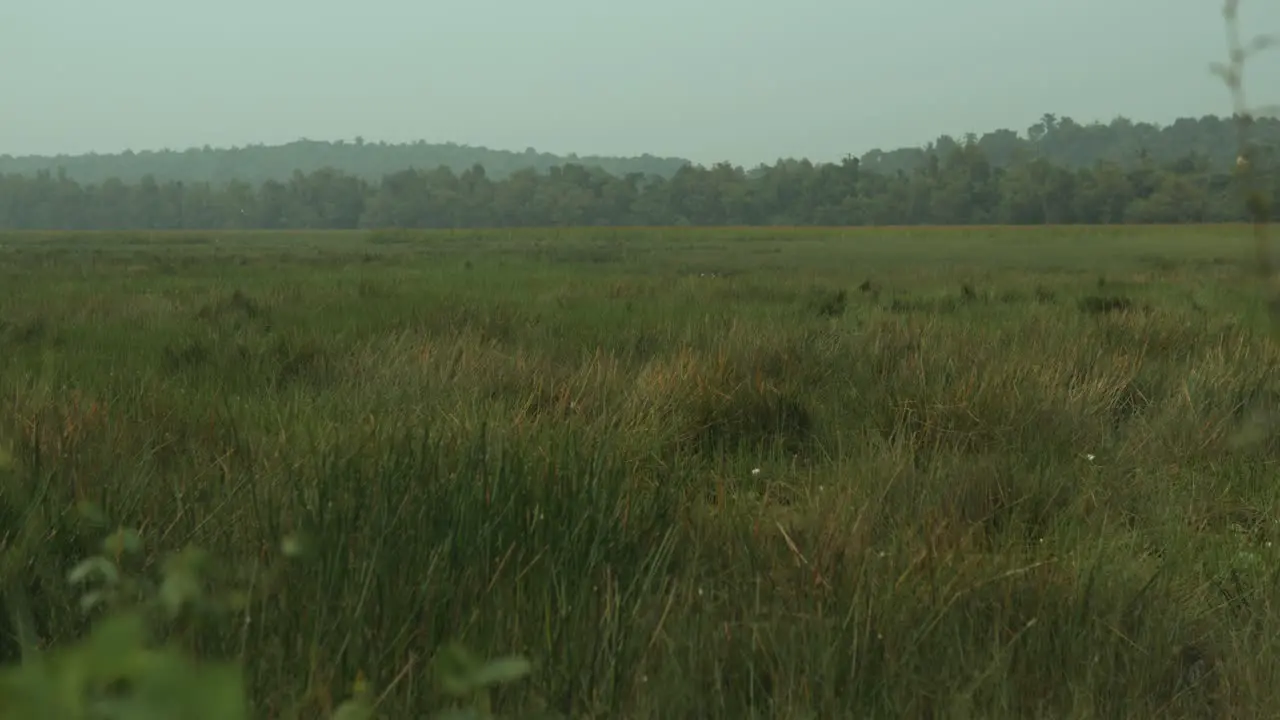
[
  {"left": 0, "top": 113, "right": 1276, "bottom": 229},
  {"left": 0, "top": 139, "right": 689, "bottom": 185}
]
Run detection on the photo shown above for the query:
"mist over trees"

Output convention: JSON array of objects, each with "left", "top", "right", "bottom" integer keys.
[
  {"left": 0, "top": 113, "right": 1275, "bottom": 229},
  {"left": 0, "top": 139, "right": 691, "bottom": 186}
]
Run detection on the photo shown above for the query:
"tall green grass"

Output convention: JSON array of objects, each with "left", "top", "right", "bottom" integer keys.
[{"left": 3, "top": 223, "right": 1280, "bottom": 717}]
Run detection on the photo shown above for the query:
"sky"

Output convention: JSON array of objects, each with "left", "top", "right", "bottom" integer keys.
[{"left": 2, "top": 0, "right": 1278, "bottom": 167}]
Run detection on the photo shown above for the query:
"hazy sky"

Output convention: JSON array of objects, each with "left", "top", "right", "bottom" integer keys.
[{"left": 3, "top": 0, "right": 1278, "bottom": 166}]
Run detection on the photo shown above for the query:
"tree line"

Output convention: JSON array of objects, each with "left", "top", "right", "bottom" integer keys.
[
  {"left": 0, "top": 120, "right": 1274, "bottom": 229},
  {"left": 0, "top": 147, "right": 1265, "bottom": 230},
  {"left": 4, "top": 113, "right": 1278, "bottom": 187},
  {"left": 0, "top": 138, "right": 689, "bottom": 187}
]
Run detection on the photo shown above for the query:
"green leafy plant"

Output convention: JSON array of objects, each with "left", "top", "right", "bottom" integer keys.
[
  {"left": 0, "top": 508, "right": 529, "bottom": 719},
  {"left": 0, "top": 510, "right": 254, "bottom": 719},
  {"left": 431, "top": 643, "right": 533, "bottom": 720}
]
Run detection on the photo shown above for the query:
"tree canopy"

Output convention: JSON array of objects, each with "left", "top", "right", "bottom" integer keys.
[
  {"left": 0, "top": 138, "right": 690, "bottom": 185},
  {"left": 0, "top": 113, "right": 1275, "bottom": 229}
]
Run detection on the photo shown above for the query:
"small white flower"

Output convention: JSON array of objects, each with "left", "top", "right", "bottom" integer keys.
[
  {"left": 1085, "top": 453, "right": 1096, "bottom": 462},
  {"left": 751, "top": 467, "right": 761, "bottom": 476}
]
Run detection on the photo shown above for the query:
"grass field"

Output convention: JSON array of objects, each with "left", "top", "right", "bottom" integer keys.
[{"left": 3, "top": 224, "right": 1280, "bottom": 718}]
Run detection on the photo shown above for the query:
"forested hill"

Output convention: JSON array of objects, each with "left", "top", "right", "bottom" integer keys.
[
  {"left": 1, "top": 113, "right": 1277, "bottom": 186},
  {"left": 857, "top": 114, "right": 1280, "bottom": 176},
  {"left": 0, "top": 139, "right": 692, "bottom": 185}
]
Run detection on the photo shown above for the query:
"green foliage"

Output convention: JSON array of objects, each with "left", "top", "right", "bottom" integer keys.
[
  {"left": 0, "top": 509, "right": 529, "bottom": 718},
  {"left": 2, "top": 112, "right": 1279, "bottom": 229},
  {"left": 1, "top": 612, "right": 246, "bottom": 720},
  {"left": 432, "top": 644, "right": 533, "bottom": 720},
  {"left": 0, "top": 141, "right": 689, "bottom": 186},
  {"left": 0, "top": 514, "right": 251, "bottom": 719}
]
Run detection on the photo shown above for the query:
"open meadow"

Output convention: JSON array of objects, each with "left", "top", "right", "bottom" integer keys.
[{"left": 3, "top": 224, "right": 1280, "bottom": 718}]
